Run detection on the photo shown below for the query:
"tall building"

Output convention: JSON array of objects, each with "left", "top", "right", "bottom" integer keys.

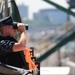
[
  {"left": 18, "top": 4, "right": 28, "bottom": 19},
  {"left": 33, "top": 9, "right": 68, "bottom": 25}
]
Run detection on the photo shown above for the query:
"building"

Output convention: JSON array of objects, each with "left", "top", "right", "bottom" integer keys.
[
  {"left": 18, "top": 4, "right": 28, "bottom": 19},
  {"left": 33, "top": 9, "right": 68, "bottom": 25}
]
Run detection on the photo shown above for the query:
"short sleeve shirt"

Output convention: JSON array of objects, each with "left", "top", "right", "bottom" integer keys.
[
  {"left": 0, "top": 36, "right": 15, "bottom": 56},
  {"left": 0, "top": 35, "right": 29, "bottom": 68}
]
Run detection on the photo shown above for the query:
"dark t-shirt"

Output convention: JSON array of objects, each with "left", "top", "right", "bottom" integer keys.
[{"left": 0, "top": 35, "right": 29, "bottom": 69}]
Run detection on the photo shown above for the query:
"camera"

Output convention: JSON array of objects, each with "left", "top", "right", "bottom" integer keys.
[{"left": 13, "top": 22, "right": 28, "bottom": 30}]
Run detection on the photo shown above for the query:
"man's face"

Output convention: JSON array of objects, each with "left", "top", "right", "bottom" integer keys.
[{"left": 4, "top": 25, "right": 17, "bottom": 36}]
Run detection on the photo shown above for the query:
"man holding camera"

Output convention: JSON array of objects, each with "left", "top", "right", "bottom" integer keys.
[
  {"left": 0, "top": 16, "right": 38, "bottom": 75},
  {"left": 0, "top": 16, "right": 29, "bottom": 69}
]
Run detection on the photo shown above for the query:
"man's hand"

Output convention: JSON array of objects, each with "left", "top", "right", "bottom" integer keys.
[
  {"left": 12, "top": 23, "right": 28, "bottom": 52},
  {"left": 17, "top": 23, "right": 26, "bottom": 32}
]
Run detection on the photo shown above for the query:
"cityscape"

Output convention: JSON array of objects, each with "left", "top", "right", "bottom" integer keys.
[{"left": 0, "top": 0, "right": 75, "bottom": 75}]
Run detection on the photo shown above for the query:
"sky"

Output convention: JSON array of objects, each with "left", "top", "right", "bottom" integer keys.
[{"left": 15, "top": 0, "right": 69, "bottom": 19}]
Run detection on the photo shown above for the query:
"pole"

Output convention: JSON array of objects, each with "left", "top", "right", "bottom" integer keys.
[{"left": 4, "top": 0, "right": 9, "bottom": 17}]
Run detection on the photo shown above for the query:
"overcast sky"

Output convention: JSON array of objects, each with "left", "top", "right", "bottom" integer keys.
[{"left": 15, "top": 0, "right": 69, "bottom": 19}]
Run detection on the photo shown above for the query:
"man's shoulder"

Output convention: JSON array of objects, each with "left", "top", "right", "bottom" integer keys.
[{"left": 0, "top": 35, "right": 17, "bottom": 42}]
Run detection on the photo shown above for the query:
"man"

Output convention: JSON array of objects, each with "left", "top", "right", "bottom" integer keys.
[
  {"left": 0, "top": 16, "right": 38, "bottom": 75},
  {"left": 0, "top": 16, "right": 29, "bottom": 69}
]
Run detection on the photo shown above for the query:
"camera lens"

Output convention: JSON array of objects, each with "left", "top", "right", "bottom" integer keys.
[{"left": 13, "top": 24, "right": 28, "bottom": 30}]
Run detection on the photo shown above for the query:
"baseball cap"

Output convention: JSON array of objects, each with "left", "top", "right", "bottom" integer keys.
[{"left": 0, "top": 16, "right": 17, "bottom": 29}]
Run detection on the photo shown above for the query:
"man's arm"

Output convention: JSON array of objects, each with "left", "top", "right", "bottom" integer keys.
[{"left": 12, "top": 23, "right": 28, "bottom": 52}]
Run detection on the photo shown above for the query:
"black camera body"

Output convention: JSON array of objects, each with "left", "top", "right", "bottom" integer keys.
[{"left": 13, "top": 22, "right": 28, "bottom": 30}]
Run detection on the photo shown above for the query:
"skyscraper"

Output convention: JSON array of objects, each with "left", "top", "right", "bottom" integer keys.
[{"left": 18, "top": 4, "right": 28, "bottom": 19}]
